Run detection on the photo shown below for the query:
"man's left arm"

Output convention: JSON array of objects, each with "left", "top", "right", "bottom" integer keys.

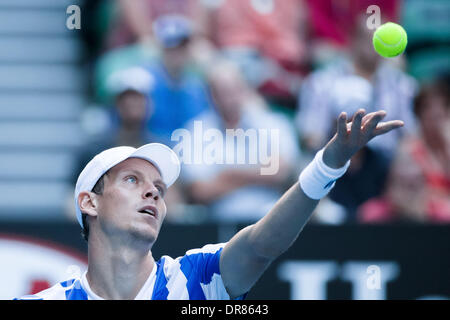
[{"left": 219, "top": 109, "right": 404, "bottom": 299}]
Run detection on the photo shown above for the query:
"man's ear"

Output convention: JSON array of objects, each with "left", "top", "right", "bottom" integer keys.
[{"left": 78, "top": 191, "right": 99, "bottom": 218}]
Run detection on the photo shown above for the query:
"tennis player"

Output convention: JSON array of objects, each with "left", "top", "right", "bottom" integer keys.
[{"left": 16, "top": 109, "right": 403, "bottom": 300}]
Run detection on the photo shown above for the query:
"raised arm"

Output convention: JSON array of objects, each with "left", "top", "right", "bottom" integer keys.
[{"left": 220, "top": 109, "right": 404, "bottom": 298}]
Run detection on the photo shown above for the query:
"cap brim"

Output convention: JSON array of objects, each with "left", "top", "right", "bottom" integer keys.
[
  {"left": 75, "top": 143, "right": 180, "bottom": 228},
  {"left": 129, "top": 143, "right": 181, "bottom": 188}
]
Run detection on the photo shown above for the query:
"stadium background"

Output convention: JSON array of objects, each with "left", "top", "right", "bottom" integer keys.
[{"left": 0, "top": 0, "right": 448, "bottom": 299}]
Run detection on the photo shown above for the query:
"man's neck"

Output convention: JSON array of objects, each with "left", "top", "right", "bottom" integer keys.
[
  {"left": 116, "top": 126, "right": 144, "bottom": 147},
  {"left": 163, "top": 64, "right": 183, "bottom": 83},
  {"left": 86, "top": 235, "right": 155, "bottom": 300}
]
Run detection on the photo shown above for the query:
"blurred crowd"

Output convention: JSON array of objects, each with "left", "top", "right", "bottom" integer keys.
[{"left": 73, "top": 0, "right": 450, "bottom": 225}]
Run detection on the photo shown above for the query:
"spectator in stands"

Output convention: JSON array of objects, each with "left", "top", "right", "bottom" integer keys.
[
  {"left": 92, "top": 0, "right": 214, "bottom": 105},
  {"left": 324, "top": 145, "right": 390, "bottom": 223},
  {"left": 74, "top": 67, "right": 185, "bottom": 222},
  {"left": 294, "top": 16, "right": 417, "bottom": 222},
  {"left": 295, "top": 15, "right": 417, "bottom": 158},
  {"left": 145, "top": 15, "right": 211, "bottom": 147},
  {"left": 359, "top": 78, "right": 450, "bottom": 223},
  {"left": 105, "top": 67, "right": 156, "bottom": 148},
  {"left": 180, "top": 61, "right": 301, "bottom": 222},
  {"left": 304, "top": 0, "right": 400, "bottom": 66},
  {"left": 105, "top": 0, "right": 208, "bottom": 50},
  {"left": 79, "top": 67, "right": 155, "bottom": 164},
  {"left": 201, "top": 0, "right": 308, "bottom": 104}
]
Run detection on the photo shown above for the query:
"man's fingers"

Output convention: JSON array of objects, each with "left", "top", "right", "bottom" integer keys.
[
  {"left": 336, "top": 109, "right": 404, "bottom": 142},
  {"left": 361, "top": 110, "right": 385, "bottom": 127},
  {"left": 361, "top": 112, "right": 376, "bottom": 127},
  {"left": 373, "top": 120, "right": 405, "bottom": 136},
  {"left": 349, "top": 109, "right": 365, "bottom": 141},
  {"left": 336, "top": 112, "right": 348, "bottom": 138},
  {"left": 363, "top": 110, "right": 387, "bottom": 135}
]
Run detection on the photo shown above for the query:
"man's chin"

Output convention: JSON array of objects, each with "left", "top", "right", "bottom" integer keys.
[{"left": 128, "top": 223, "right": 160, "bottom": 245}]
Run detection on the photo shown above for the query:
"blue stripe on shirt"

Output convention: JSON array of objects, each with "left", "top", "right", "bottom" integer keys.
[
  {"left": 179, "top": 254, "right": 206, "bottom": 300},
  {"left": 65, "top": 280, "right": 87, "bottom": 300},
  {"left": 151, "top": 257, "right": 169, "bottom": 300}
]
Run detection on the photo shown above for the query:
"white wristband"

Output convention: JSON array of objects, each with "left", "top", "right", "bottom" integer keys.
[{"left": 299, "top": 148, "right": 351, "bottom": 200}]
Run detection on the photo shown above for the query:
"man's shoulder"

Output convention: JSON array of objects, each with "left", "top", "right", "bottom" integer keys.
[
  {"left": 14, "top": 278, "right": 85, "bottom": 300},
  {"left": 156, "top": 243, "right": 226, "bottom": 280},
  {"left": 159, "top": 243, "right": 226, "bottom": 266},
  {"left": 184, "top": 243, "right": 227, "bottom": 256},
  {"left": 153, "top": 243, "right": 231, "bottom": 300}
]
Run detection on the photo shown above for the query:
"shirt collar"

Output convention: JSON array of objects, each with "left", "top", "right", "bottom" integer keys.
[{"left": 80, "top": 263, "right": 157, "bottom": 300}]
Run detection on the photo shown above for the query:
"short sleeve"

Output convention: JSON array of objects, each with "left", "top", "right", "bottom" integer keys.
[{"left": 179, "top": 243, "right": 247, "bottom": 300}]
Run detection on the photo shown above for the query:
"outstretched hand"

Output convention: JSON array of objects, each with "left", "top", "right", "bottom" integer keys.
[
  {"left": 220, "top": 108, "right": 404, "bottom": 299},
  {"left": 323, "top": 109, "right": 404, "bottom": 169}
]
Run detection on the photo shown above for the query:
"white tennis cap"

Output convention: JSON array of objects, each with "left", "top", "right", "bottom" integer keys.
[
  {"left": 74, "top": 143, "right": 181, "bottom": 228},
  {"left": 106, "top": 67, "right": 155, "bottom": 96}
]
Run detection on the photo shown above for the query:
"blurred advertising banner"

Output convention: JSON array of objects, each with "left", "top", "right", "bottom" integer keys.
[{"left": 0, "top": 222, "right": 448, "bottom": 300}]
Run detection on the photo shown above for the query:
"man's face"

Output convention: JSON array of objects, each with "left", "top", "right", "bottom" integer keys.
[
  {"left": 210, "top": 77, "right": 243, "bottom": 126},
  {"left": 93, "top": 158, "right": 167, "bottom": 244},
  {"left": 420, "top": 95, "right": 449, "bottom": 137},
  {"left": 116, "top": 91, "right": 148, "bottom": 126},
  {"left": 163, "top": 41, "right": 190, "bottom": 76},
  {"left": 352, "top": 19, "right": 380, "bottom": 72}
]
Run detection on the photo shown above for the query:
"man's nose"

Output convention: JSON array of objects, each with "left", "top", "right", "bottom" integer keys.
[{"left": 143, "top": 184, "right": 159, "bottom": 201}]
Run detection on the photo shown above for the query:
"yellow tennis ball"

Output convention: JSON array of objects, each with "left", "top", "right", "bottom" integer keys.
[{"left": 372, "top": 22, "right": 408, "bottom": 58}]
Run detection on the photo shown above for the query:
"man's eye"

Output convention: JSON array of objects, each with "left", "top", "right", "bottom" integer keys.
[
  {"left": 125, "top": 176, "right": 137, "bottom": 184},
  {"left": 156, "top": 185, "right": 165, "bottom": 197}
]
